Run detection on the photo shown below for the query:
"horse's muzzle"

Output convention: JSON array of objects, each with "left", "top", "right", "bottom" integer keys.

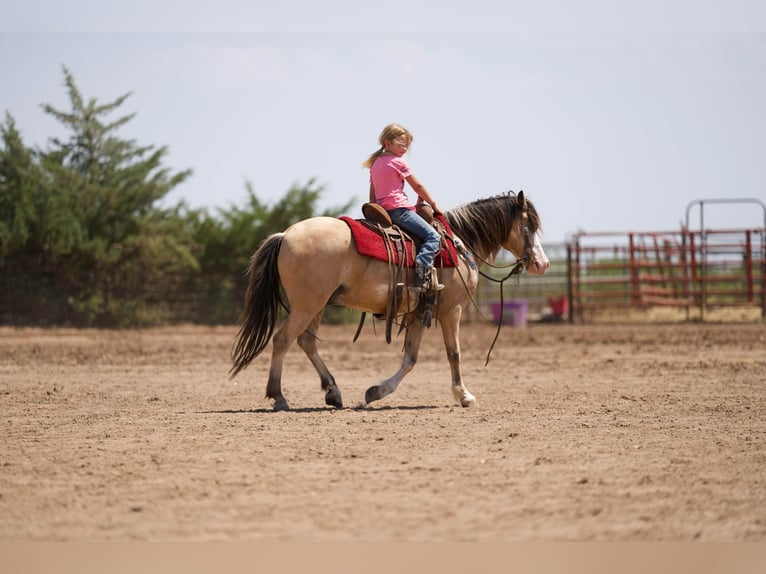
[{"left": 526, "top": 258, "right": 550, "bottom": 276}]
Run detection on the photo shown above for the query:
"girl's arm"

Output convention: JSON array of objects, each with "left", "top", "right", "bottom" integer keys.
[
  {"left": 405, "top": 174, "right": 442, "bottom": 214},
  {"left": 369, "top": 183, "right": 376, "bottom": 203}
]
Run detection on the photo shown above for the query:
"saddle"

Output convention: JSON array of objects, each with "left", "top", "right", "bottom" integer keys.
[
  {"left": 362, "top": 202, "right": 434, "bottom": 227},
  {"left": 342, "top": 203, "right": 457, "bottom": 344},
  {"left": 340, "top": 205, "right": 457, "bottom": 268}
]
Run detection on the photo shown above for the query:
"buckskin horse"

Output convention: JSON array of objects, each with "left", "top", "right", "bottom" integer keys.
[{"left": 230, "top": 190, "right": 549, "bottom": 410}]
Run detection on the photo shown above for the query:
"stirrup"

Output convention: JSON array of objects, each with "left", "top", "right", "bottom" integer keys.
[{"left": 428, "top": 267, "right": 444, "bottom": 291}]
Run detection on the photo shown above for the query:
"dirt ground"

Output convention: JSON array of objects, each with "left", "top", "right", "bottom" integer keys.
[{"left": 1, "top": 318, "right": 765, "bottom": 541}]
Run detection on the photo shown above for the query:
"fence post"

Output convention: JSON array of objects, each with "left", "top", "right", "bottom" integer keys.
[
  {"left": 628, "top": 233, "right": 639, "bottom": 308},
  {"left": 744, "top": 230, "right": 753, "bottom": 303},
  {"left": 567, "top": 241, "right": 575, "bottom": 324},
  {"left": 762, "top": 230, "right": 766, "bottom": 319}
]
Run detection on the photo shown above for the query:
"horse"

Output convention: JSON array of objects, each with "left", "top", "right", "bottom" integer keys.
[{"left": 230, "top": 190, "right": 549, "bottom": 411}]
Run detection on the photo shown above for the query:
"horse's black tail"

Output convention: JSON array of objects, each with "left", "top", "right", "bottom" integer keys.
[{"left": 230, "top": 233, "right": 286, "bottom": 379}]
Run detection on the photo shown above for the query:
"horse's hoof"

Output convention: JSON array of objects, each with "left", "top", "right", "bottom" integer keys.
[
  {"left": 456, "top": 391, "right": 476, "bottom": 407},
  {"left": 272, "top": 398, "right": 291, "bottom": 411},
  {"left": 325, "top": 389, "right": 343, "bottom": 409},
  {"left": 365, "top": 385, "right": 382, "bottom": 405},
  {"left": 460, "top": 392, "right": 477, "bottom": 408}
]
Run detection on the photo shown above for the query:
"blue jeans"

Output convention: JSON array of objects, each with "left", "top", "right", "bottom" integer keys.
[{"left": 388, "top": 207, "right": 441, "bottom": 268}]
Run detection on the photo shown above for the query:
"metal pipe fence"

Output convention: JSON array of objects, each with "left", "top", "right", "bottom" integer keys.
[
  {"left": 564, "top": 227, "right": 765, "bottom": 323},
  {"left": 4, "top": 228, "right": 763, "bottom": 326}
]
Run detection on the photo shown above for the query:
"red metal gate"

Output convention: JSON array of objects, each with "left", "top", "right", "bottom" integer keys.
[{"left": 567, "top": 227, "right": 766, "bottom": 322}]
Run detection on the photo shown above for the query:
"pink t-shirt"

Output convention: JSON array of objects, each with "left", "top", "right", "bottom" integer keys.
[{"left": 370, "top": 155, "right": 414, "bottom": 211}]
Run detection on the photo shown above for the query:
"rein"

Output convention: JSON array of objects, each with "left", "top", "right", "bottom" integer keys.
[
  {"left": 455, "top": 205, "right": 538, "bottom": 366},
  {"left": 481, "top": 262, "right": 524, "bottom": 366}
]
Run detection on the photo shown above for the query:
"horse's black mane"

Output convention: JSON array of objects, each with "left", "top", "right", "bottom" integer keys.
[{"left": 444, "top": 191, "right": 542, "bottom": 260}]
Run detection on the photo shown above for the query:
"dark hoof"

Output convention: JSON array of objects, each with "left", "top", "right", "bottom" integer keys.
[
  {"left": 325, "top": 389, "right": 343, "bottom": 409},
  {"left": 272, "top": 397, "right": 290, "bottom": 411},
  {"left": 365, "top": 385, "right": 382, "bottom": 405}
]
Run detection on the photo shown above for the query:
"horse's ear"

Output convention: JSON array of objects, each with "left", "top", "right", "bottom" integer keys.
[{"left": 518, "top": 190, "right": 526, "bottom": 208}]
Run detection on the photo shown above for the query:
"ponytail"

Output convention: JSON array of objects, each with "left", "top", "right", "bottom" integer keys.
[{"left": 362, "top": 146, "right": 386, "bottom": 169}]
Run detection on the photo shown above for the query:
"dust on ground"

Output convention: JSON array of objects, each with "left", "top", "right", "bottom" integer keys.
[{"left": 1, "top": 320, "right": 764, "bottom": 541}]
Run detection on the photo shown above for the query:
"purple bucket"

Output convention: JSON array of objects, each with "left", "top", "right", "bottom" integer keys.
[{"left": 490, "top": 300, "right": 528, "bottom": 327}]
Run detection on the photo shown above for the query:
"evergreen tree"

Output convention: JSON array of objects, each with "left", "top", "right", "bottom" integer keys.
[
  {"left": 2, "top": 67, "right": 196, "bottom": 325},
  {"left": 42, "top": 67, "right": 197, "bottom": 325},
  {"left": 1, "top": 67, "right": 356, "bottom": 326}
]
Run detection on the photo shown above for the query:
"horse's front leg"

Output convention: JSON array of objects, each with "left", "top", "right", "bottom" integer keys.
[
  {"left": 440, "top": 304, "right": 476, "bottom": 407},
  {"left": 363, "top": 317, "right": 426, "bottom": 406},
  {"left": 297, "top": 311, "right": 343, "bottom": 408}
]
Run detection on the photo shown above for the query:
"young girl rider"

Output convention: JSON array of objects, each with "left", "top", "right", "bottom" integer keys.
[{"left": 363, "top": 123, "right": 444, "bottom": 292}]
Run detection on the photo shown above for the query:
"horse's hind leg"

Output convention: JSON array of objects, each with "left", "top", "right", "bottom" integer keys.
[
  {"left": 363, "top": 316, "right": 426, "bottom": 406},
  {"left": 265, "top": 324, "right": 293, "bottom": 411},
  {"left": 297, "top": 311, "right": 343, "bottom": 408},
  {"left": 266, "top": 311, "right": 319, "bottom": 411}
]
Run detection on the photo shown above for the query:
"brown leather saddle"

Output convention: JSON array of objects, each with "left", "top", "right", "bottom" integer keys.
[
  {"left": 361, "top": 202, "right": 434, "bottom": 227},
  {"left": 354, "top": 203, "right": 439, "bottom": 343}
]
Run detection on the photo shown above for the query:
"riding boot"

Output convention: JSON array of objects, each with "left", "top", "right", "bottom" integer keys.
[
  {"left": 411, "top": 264, "right": 444, "bottom": 292},
  {"left": 410, "top": 264, "right": 429, "bottom": 292}
]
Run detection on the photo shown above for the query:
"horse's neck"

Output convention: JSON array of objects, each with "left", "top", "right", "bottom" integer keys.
[
  {"left": 468, "top": 243, "right": 494, "bottom": 262},
  {"left": 450, "top": 226, "right": 495, "bottom": 262},
  {"left": 450, "top": 233, "right": 492, "bottom": 264},
  {"left": 445, "top": 208, "right": 508, "bottom": 262}
]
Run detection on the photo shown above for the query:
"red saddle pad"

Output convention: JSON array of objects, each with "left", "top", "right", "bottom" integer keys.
[{"left": 339, "top": 215, "right": 459, "bottom": 268}]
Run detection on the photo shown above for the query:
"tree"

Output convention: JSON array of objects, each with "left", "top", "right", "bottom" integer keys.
[
  {"left": 187, "top": 179, "right": 354, "bottom": 324},
  {"left": 1, "top": 67, "right": 356, "bottom": 326},
  {"left": 1, "top": 67, "right": 196, "bottom": 326}
]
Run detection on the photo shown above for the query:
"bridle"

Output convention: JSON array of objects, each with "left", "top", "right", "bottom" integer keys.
[
  {"left": 515, "top": 209, "right": 538, "bottom": 272},
  {"left": 475, "top": 200, "right": 538, "bottom": 282}
]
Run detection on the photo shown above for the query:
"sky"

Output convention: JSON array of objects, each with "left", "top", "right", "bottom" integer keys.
[{"left": 2, "top": 1, "right": 765, "bottom": 244}]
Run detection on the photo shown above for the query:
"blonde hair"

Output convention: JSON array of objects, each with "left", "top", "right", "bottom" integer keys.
[{"left": 362, "top": 123, "right": 413, "bottom": 169}]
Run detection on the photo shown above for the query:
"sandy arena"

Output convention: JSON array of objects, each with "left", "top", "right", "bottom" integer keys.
[{"left": 1, "top": 319, "right": 764, "bottom": 541}]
